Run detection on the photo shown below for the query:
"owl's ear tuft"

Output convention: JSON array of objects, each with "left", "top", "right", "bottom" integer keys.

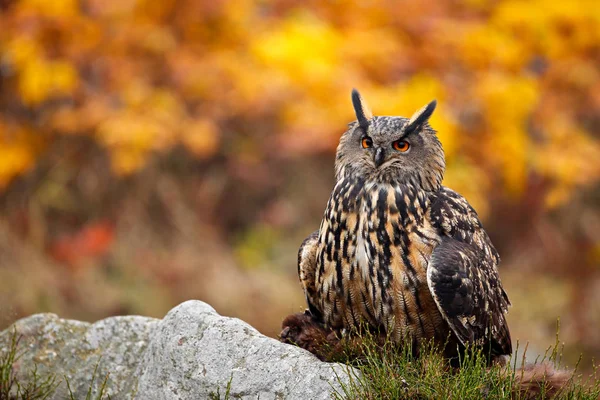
[
  {"left": 351, "top": 89, "right": 373, "bottom": 130},
  {"left": 405, "top": 100, "right": 437, "bottom": 134}
]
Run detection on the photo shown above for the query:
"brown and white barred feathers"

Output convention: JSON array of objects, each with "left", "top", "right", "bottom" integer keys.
[{"left": 298, "top": 90, "right": 512, "bottom": 363}]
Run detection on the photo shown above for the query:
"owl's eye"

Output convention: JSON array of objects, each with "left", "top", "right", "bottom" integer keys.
[
  {"left": 392, "top": 140, "right": 410, "bottom": 152},
  {"left": 361, "top": 137, "right": 373, "bottom": 149}
]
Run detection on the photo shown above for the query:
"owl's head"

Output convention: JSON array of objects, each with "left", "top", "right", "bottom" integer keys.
[{"left": 334, "top": 89, "right": 445, "bottom": 191}]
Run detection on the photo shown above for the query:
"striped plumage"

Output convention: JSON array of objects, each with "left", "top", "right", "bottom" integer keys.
[{"left": 292, "top": 90, "right": 511, "bottom": 363}]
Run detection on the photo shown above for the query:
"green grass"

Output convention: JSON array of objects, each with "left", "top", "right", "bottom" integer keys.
[
  {"left": 0, "top": 329, "right": 58, "bottom": 400},
  {"left": 1, "top": 329, "right": 110, "bottom": 400},
  {"left": 331, "top": 330, "right": 600, "bottom": 400},
  {"left": 4, "top": 323, "right": 599, "bottom": 400},
  {"left": 2, "top": 327, "right": 230, "bottom": 400},
  {"left": 66, "top": 360, "right": 110, "bottom": 400},
  {"left": 208, "top": 374, "right": 233, "bottom": 400}
]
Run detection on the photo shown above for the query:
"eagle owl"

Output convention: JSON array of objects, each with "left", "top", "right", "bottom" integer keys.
[{"left": 283, "top": 90, "right": 512, "bottom": 364}]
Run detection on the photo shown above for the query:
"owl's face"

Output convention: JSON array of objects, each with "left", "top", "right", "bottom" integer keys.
[{"left": 334, "top": 90, "right": 445, "bottom": 191}]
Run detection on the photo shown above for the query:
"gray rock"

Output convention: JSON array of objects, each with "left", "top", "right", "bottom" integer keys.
[
  {"left": 1, "top": 313, "right": 159, "bottom": 399},
  {"left": 132, "top": 300, "right": 355, "bottom": 400},
  {"left": 0, "top": 301, "right": 357, "bottom": 400}
]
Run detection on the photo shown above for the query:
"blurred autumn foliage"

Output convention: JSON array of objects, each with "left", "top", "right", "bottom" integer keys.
[{"left": 0, "top": 0, "right": 599, "bottom": 371}]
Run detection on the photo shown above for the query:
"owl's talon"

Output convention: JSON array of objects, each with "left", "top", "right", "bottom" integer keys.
[
  {"left": 280, "top": 326, "right": 291, "bottom": 340},
  {"left": 279, "top": 312, "right": 336, "bottom": 360}
]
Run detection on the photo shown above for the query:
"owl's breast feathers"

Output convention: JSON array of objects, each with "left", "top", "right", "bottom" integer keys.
[{"left": 298, "top": 178, "right": 511, "bottom": 358}]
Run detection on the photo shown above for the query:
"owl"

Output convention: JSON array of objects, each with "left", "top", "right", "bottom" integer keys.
[{"left": 281, "top": 90, "right": 512, "bottom": 364}]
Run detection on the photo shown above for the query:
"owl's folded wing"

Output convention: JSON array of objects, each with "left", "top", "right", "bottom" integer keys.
[
  {"left": 298, "top": 230, "right": 322, "bottom": 321},
  {"left": 427, "top": 187, "right": 512, "bottom": 357}
]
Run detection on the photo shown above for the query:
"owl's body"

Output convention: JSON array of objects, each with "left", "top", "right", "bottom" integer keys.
[
  {"left": 310, "top": 178, "right": 450, "bottom": 344},
  {"left": 292, "top": 91, "right": 511, "bottom": 363}
]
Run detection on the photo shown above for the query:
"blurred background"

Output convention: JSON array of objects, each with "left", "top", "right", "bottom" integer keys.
[{"left": 0, "top": 0, "right": 599, "bottom": 372}]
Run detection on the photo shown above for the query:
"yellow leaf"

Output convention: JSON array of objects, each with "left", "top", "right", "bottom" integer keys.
[
  {"left": 181, "top": 119, "right": 219, "bottom": 158},
  {"left": 19, "top": 0, "right": 78, "bottom": 17},
  {"left": 110, "top": 148, "right": 147, "bottom": 176},
  {"left": 18, "top": 59, "right": 77, "bottom": 105},
  {"left": 18, "top": 60, "right": 51, "bottom": 105},
  {"left": 0, "top": 126, "right": 37, "bottom": 189},
  {"left": 251, "top": 13, "right": 341, "bottom": 85},
  {"left": 51, "top": 61, "right": 78, "bottom": 95},
  {"left": 5, "top": 37, "right": 41, "bottom": 68},
  {"left": 97, "top": 113, "right": 163, "bottom": 152}
]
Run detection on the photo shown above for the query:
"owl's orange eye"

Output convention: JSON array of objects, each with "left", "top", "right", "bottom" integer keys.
[
  {"left": 392, "top": 140, "right": 410, "bottom": 152},
  {"left": 361, "top": 137, "right": 373, "bottom": 149}
]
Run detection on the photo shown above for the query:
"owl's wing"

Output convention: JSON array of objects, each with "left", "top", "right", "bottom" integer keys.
[
  {"left": 298, "top": 230, "right": 323, "bottom": 321},
  {"left": 426, "top": 187, "right": 512, "bottom": 357}
]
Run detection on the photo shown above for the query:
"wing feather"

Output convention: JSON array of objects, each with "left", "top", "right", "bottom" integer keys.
[
  {"left": 298, "top": 230, "right": 322, "bottom": 321},
  {"left": 427, "top": 187, "right": 512, "bottom": 356}
]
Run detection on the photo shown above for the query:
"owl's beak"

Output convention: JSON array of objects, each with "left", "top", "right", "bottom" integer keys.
[{"left": 374, "top": 148, "right": 386, "bottom": 168}]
